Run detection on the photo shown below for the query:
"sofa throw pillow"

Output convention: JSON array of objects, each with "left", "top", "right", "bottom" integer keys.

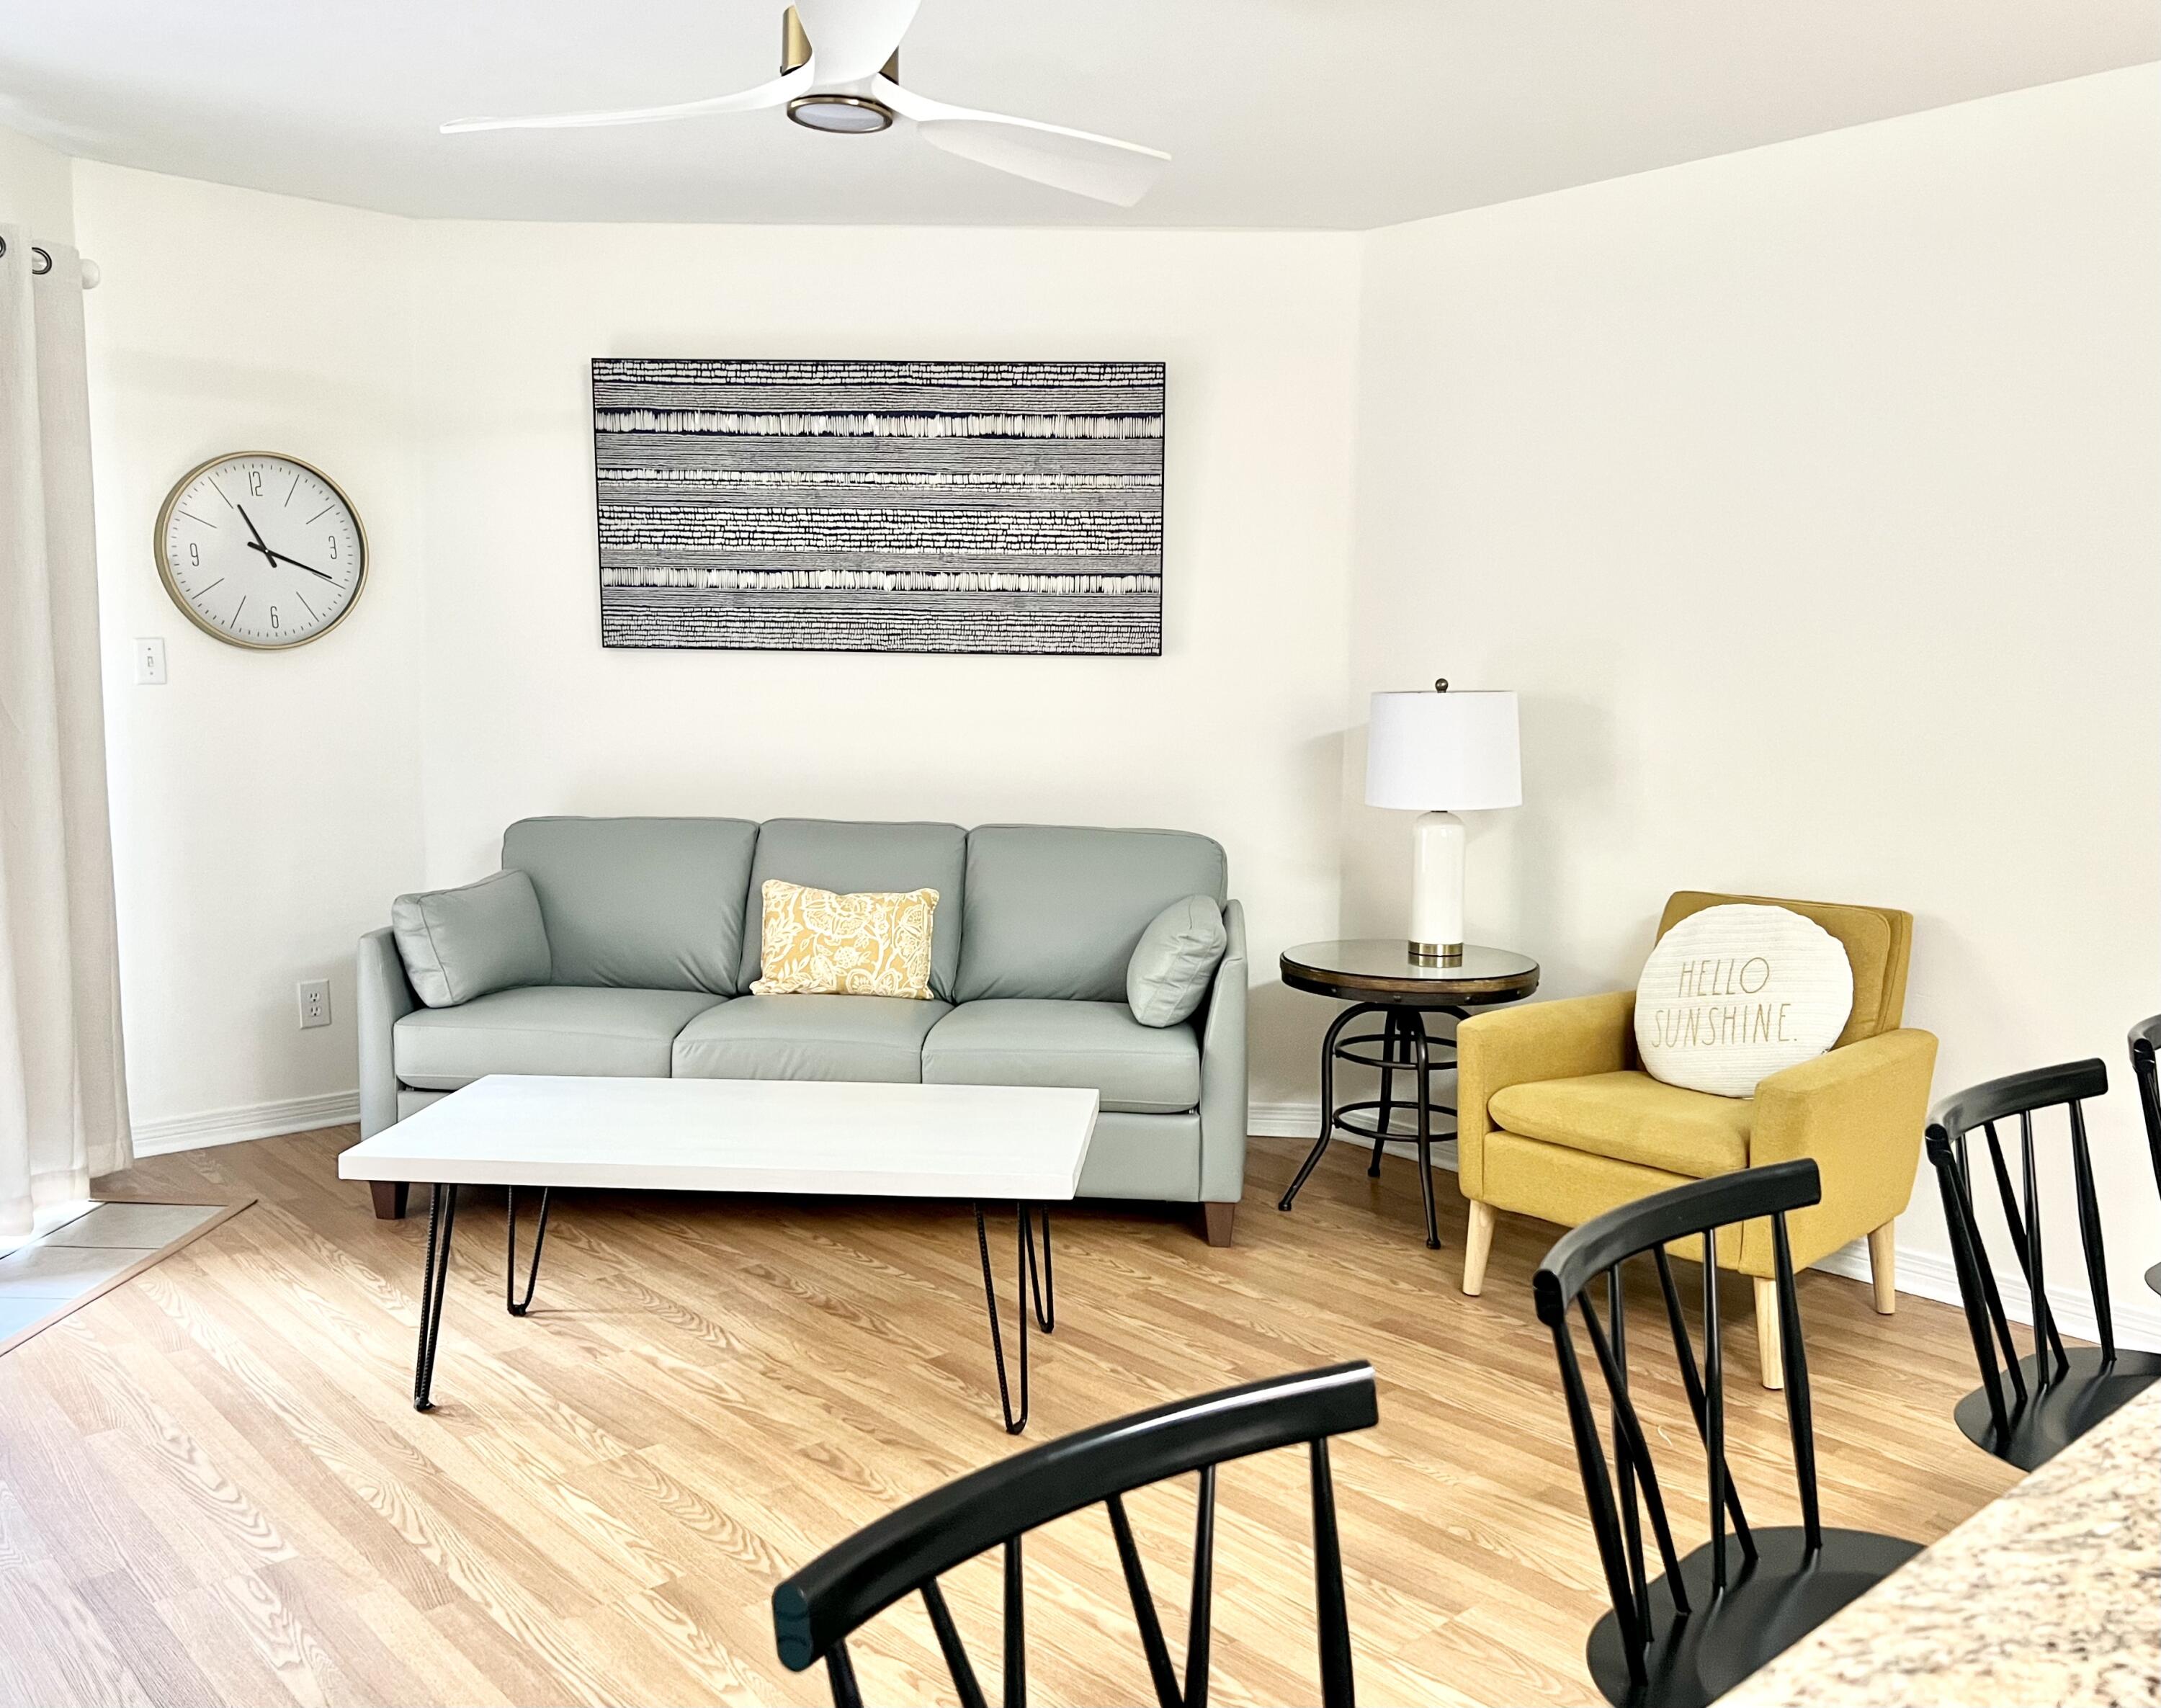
[
  {"left": 1634, "top": 903, "right": 1854, "bottom": 1096},
  {"left": 1127, "top": 895, "right": 1227, "bottom": 1027},
  {"left": 751, "top": 879, "right": 939, "bottom": 999},
  {"left": 392, "top": 868, "right": 551, "bottom": 1009}
]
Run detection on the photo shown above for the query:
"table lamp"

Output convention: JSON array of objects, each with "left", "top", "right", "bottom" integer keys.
[{"left": 1365, "top": 681, "right": 1521, "bottom": 965}]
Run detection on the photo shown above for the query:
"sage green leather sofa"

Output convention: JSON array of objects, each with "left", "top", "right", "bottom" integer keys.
[{"left": 357, "top": 817, "right": 1249, "bottom": 1240}]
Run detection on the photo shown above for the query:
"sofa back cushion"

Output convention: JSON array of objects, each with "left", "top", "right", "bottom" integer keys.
[
  {"left": 957, "top": 825, "right": 1228, "bottom": 1003},
  {"left": 738, "top": 819, "right": 967, "bottom": 1000},
  {"left": 503, "top": 816, "right": 758, "bottom": 994}
]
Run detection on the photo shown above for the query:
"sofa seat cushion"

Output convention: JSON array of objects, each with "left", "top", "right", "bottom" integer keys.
[
  {"left": 395, "top": 986, "right": 722, "bottom": 1091},
  {"left": 1487, "top": 1070, "right": 1753, "bottom": 1179},
  {"left": 923, "top": 999, "right": 1199, "bottom": 1115},
  {"left": 671, "top": 995, "right": 950, "bottom": 1083}
]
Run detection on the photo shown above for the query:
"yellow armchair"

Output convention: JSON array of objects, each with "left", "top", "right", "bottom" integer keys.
[{"left": 1457, "top": 892, "right": 1937, "bottom": 1387}]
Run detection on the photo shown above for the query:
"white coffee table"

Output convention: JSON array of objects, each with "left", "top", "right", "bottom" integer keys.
[{"left": 337, "top": 1074, "right": 1099, "bottom": 1433}]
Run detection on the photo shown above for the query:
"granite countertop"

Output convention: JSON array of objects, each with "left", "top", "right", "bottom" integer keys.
[{"left": 1722, "top": 1381, "right": 2160, "bottom": 1707}]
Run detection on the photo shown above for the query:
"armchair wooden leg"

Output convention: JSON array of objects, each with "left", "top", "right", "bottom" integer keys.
[
  {"left": 370, "top": 1181, "right": 409, "bottom": 1221},
  {"left": 1867, "top": 1222, "right": 1896, "bottom": 1313},
  {"left": 1755, "top": 1277, "right": 1783, "bottom": 1390},
  {"left": 1462, "top": 1199, "right": 1496, "bottom": 1296}
]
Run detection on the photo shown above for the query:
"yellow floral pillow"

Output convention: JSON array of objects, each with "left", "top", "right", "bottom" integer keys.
[{"left": 751, "top": 879, "right": 939, "bottom": 999}]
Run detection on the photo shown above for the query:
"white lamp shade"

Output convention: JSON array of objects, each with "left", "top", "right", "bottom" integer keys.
[{"left": 1365, "top": 689, "right": 1522, "bottom": 810}]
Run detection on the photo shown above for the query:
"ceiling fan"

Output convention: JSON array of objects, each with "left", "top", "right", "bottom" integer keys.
[{"left": 442, "top": 0, "right": 1170, "bottom": 207}]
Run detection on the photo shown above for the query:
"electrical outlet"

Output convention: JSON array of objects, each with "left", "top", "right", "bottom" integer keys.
[
  {"left": 297, "top": 979, "right": 331, "bottom": 1029},
  {"left": 134, "top": 638, "right": 167, "bottom": 684}
]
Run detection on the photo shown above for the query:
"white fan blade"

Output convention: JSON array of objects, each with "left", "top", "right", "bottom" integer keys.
[
  {"left": 878, "top": 81, "right": 1168, "bottom": 207},
  {"left": 792, "top": 0, "right": 921, "bottom": 84},
  {"left": 442, "top": 70, "right": 805, "bottom": 134}
]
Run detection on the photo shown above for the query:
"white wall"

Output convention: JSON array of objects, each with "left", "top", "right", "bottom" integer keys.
[
  {"left": 0, "top": 122, "right": 73, "bottom": 241},
  {"left": 73, "top": 166, "right": 427, "bottom": 1136},
  {"left": 408, "top": 220, "right": 1359, "bottom": 1106},
  {"left": 54, "top": 66, "right": 2161, "bottom": 1337},
  {"left": 67, "top": 166, "right": 1359, "bottom": 1130},
  {"left": 1348, "top": 66, "right": 2161, "bottom": 1328}
]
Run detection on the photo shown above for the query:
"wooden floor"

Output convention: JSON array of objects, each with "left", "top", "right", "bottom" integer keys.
[{"left": 0, "top": 1128, "right": 2017, "bottom": 1708}]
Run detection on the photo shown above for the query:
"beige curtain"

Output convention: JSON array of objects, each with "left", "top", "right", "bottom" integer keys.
[{"left": 0, "top": 228, "right": 130, "bottom": 1237}]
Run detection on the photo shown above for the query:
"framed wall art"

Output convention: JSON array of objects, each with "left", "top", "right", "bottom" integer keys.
[{"left": 593, "top": 357, "right": 1164, "bottom": 656}]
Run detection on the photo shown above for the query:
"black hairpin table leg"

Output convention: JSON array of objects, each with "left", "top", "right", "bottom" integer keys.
[
  {"left": 977, "top": 1202, "right": 1056, "bottom": 1434},
  {"left": 507, "top": 1186, "right": 552, "bottom": 1317},
  {"left": 413, "top": 1183, "right": 458, "bottom": 1413},
  {"left": 1024, "top": 1204, "right": 1053, "bottom": 1333}
]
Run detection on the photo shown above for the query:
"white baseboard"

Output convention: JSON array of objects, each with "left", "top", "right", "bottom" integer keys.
[
  {"left": 1812, "top": 1234, "right": 2161, "bottom": 1352},
  {"left": 1252, "top": 1107, "right": 2161, "bottom": 1351},
  {"left": 1250, "top": 1100, "right": 1325, "bottom": 1138},
  {"left": 130, "top": 1091, "right": 359, "bottom": 1157}
]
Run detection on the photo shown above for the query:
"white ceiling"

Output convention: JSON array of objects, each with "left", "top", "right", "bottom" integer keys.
[{"left": 3, "top": 1, "right": 2155, "bottom": 229}]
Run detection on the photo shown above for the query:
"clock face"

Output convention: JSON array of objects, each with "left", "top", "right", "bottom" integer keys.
[{"left": 156, "top": 453, "right": 366, "bottom": 649}]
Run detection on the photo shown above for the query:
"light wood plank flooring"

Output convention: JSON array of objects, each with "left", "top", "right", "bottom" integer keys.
[{"left": 0, "top": 1127, "right": 2016, "bottom": 1707}]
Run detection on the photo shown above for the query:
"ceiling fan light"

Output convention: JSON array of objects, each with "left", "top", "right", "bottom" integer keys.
[{"left": 787, "top": 94, "right": 895, "bottom": 134}]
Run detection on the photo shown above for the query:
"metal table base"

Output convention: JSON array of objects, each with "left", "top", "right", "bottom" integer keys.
[{"left": 1278, "top": 1003, "right": 1468, "bottom": 1250}]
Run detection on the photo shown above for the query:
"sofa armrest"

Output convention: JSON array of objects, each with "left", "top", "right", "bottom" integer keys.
[
  {"left": 1197, "top": 899, "right": 1249, "bottom": 1204},
  {"left": 358, "top": 926, "right": 416, "bottom": 1137},
  {"left": 1745, "top": 1027, "right": 1938, "bottom": 1270},
  {"left": 1455, "top": 990, "right": 1637, "bottom": 1199}
]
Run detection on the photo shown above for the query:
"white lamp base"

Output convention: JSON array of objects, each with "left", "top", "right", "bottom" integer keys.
[{"left": 1408, "top": 810, "right": 1466, "bottom": 965}]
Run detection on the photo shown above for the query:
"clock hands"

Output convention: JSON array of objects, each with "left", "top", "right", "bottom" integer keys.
[
  {"left": 237, "top": 504, "right": 272, "bottom": 555},
  {"left": 238, "top": 504, "right": 339, "bottom": 584},
  {"left": 243, "top": 533, "right": 336, "bottom": 581},
  {"left": 259, "top": 546, "right": 338, "bottom": 584}
]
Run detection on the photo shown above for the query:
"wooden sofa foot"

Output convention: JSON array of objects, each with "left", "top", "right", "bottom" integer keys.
[
  {"left": 370, "top": 1180, "right": 410, "bottom": 1220},
  {"left": 1201, "top": 1202, "right": 1236, "bottom": 1247}
]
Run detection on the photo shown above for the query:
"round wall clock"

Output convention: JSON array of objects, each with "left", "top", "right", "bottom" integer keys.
[{"left": 154, "top": 452, "right": 367, "bottom": 649}]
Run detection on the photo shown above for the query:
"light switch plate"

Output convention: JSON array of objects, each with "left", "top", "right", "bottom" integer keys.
[{"left": 134, "top": 638, "right": 167, "bottom": 684}]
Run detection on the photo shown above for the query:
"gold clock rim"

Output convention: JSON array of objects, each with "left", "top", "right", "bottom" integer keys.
[{"left": 153, "top": 450, "right": 370, "bottom": 652}]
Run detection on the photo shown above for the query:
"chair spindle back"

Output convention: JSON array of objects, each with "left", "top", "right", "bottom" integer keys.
[
  {"left": 771, "top": 1362, "right": 1379, "bottom": 1708},
  {"left": 1925, "top": 1058, "right": 2113, "bottom": 1437},
  {"left": 1533, "top": 1159, "right": 1826, "bottom": 1694}
]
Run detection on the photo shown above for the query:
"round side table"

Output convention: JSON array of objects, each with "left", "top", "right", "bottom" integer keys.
[{"left": 1277, "top": 940, "right": 1540, "bottom": 1249}]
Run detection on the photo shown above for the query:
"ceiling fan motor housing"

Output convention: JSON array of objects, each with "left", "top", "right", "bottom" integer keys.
[
  {"left": 782, "top": 3, "right": 899, "bottom": 131},
  {"left": 440, "top": 1, "right": 1170, "bottom": 206},
  {"left": 787, "top": 94, "right": 896, "bottom": 133}
]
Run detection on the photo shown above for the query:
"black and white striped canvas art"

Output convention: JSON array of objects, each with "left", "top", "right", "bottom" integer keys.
[{"left": 592, "top": 358, "right": 1165, "bottom": 655}]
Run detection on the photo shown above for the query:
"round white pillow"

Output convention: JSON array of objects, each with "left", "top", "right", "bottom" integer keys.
[{"left": 1634, "top": 904, "right": 1854, "bottom": 1097}]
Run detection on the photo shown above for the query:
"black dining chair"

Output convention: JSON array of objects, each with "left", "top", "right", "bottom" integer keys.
[
  {"left": 771, "top": 1362, "right": 1378, "bottom": 1708},
  {"left": 1534, "top": 1158, "right": 1919, "bottom": 1708},
  {"left": 2129, "top": 1015, "right": 2161, "bottom": 1299},
  {"left": 1926, "top": 1059, "right": 2161, "bottom": 1470}
]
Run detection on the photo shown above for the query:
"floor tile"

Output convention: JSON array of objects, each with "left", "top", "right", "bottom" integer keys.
[
  {"left": 40, "top": 1202, "right": 221, "bottom": 1249},
  {"left": 0, "top": 1199, "right": 99, "bottom": 1258},
  {"left": 0, "top": 1246, "right": 155, "bottom": 1299},
  {"left": 0, "top": 1297, "right": 58, "bottom": 1341}
]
